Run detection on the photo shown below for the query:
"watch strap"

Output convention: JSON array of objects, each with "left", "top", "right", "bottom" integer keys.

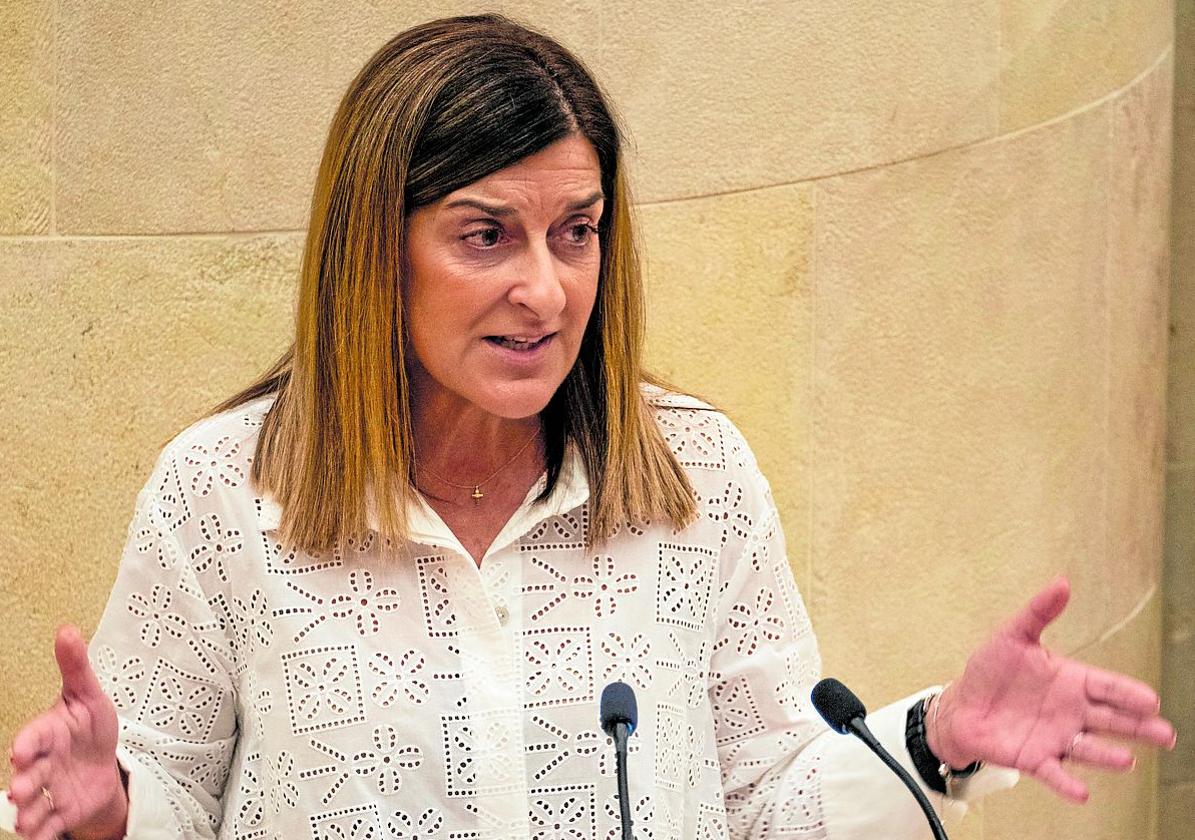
[
  {"left": 906, "top": 697, "right": 949, "bottom": 794},
  {"left": 905, "top": 696, "right": 983, "bottom": 797}
]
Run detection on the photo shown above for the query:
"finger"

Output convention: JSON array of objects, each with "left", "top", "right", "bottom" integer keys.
[
  {"left": 1004, "top": 576, "right": 1070, "bottom": 643},
  {"left": 7, "top": 755, "right": 53, "bottom": 806},
  {"left": 1031, "top": 757, "right": 1089, "bottom": 804},
  {"left": 1085, "top": 705, "right": 1177, "bottom": 748},
  {"left": 9, "top": 712, "right": 61, "bottom": 770},
  {"left": 54, "top": 625, "right": 103, "bottom": 702},
  {"left": 12, "top": 785, "right": 52, "bottom": 837},
  {"left": 1084, "top": 666, "right": 1161, "bottom": 715},
  {"left": 30, "top": 810, "right": 67, "bottom": 840},
  {"left": 1066, "top": 733, "right": 1135, "bottom": 772}
]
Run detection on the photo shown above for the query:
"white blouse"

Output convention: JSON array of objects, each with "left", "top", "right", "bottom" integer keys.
[{"left": 66, "top": 387, "right": 1015, "bottom": 839}]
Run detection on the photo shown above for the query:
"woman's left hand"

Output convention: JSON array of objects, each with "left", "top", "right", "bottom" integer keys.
[{"left": 927, "top": 576, "right": 1176, "bottom": 803}]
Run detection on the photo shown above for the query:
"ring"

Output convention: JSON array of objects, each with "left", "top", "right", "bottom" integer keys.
[
  {"left": 1064, "top": 731, "right": 1084, "bottom": 759},
  {"left": 40, "top": 785, "right": 54, "bottom": 811}
]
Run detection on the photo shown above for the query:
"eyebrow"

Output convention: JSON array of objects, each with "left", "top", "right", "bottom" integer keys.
[{"left": 443, "top": 190, "right": 605, "bottom": 218}]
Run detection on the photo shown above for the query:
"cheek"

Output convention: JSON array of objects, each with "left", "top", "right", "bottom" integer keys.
[
  {"left": 404, "top": 276, "right": 464, "bottom": 370},
  {"left": 569, "top": 273, "right": 601, "bottom": 327},
  {"left": 408, "top": 292, "right": 470, "bottom": 363},
  {"left": 407, "top": 260, "right": 486, "bottom": 327}
]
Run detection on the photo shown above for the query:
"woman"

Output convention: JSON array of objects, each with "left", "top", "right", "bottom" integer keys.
[{"left": 5, "top": 13, "right": 1175, "bottom": 840}]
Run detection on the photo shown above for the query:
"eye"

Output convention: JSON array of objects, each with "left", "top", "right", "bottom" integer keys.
[
  {"left": 461, "top": 226, "right": 505, "bottom": 249},
  {"left": 566, "top": 222, "right": 600, "bottom": 247}
]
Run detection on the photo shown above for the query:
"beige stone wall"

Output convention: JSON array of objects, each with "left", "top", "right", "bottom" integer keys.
[
  {"left": 1162, "top": 3, "right": 1195, "bottom": 838},
  {"left": 0, "top": 2, "right": 1180, "bottom": 838}
]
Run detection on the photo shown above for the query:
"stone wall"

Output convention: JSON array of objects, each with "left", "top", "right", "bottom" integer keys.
[
  {"left": 1161, "top": 2, "right": 1195, "bottom": 838},
  {"left": 0, "top": 3, "right": 1180, "bottom": 837}
]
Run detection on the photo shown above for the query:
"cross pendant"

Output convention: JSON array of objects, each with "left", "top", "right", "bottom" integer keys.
[{"left": 471, "top": 485, "right": 484, "bottom": 503}]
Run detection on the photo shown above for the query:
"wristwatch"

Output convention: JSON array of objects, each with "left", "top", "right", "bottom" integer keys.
[{"left": 905, "top": 696, "right": 983, "bottom": 798}]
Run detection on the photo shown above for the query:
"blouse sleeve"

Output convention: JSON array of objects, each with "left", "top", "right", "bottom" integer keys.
[
  {"left": 708, "top": 439, "right": 1018, "bottom": 839},
  {"left": 86, "top": 442, "right": 239, "bottom": 840}
]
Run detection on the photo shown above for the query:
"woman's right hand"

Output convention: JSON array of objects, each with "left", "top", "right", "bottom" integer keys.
[{"left": 7, "top": 625, "right": 129, "bottom": 840}]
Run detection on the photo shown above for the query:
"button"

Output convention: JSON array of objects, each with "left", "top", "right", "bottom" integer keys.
[{"left": 494, "top": 604, "right": 510, "bottom": 626}]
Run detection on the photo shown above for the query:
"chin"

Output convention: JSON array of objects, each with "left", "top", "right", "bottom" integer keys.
[{"left": 478, "top": 378, "right": 563, "bottom": 419}]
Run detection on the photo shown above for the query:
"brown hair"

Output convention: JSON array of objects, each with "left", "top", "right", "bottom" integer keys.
[{"left": 210, "top": 13, "right": 697, "bottom": 553}]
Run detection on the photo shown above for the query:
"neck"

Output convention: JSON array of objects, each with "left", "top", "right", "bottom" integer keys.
[
  {"left": 410, "top": 393, "right": 545, "bottom": 501},
  {"left": 414, "top": 412, "right": 543, "bottom": 479}
]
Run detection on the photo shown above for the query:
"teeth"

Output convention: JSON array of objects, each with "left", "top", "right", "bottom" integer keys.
[{"left": 492, "top": 334, "right": 548, "bottom": 350}]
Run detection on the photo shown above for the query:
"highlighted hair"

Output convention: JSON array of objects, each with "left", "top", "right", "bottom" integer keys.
[{"left": 210, "top": 13, "right": 696, "bottom": 553}]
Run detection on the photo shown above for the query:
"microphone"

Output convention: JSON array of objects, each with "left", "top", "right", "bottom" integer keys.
[
  {"left": 600, "top": 681, "right": 637, "bottom": 840},
  {"left": 812, "top": 678, "right": 949, "bottom": 840}
]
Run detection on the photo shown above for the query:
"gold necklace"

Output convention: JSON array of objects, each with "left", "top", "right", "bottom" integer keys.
[{"left": 416, "top": 429, "right": 540, "bottom": 505}]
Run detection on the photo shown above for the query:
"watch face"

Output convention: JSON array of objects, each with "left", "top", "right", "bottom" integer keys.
[{"left": 950, "top": 760, "right": 984, "bottom": 778}]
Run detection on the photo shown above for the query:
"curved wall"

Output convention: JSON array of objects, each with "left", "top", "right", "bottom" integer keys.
[
  {"left": 1162, "top": 2, "right": 1195, "bottom": 839},
  {"left": 0, "top": 3, "right": 1178, "bottom": 838}
]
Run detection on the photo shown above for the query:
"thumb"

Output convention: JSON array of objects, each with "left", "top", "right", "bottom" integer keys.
[
  {"left": 54, "top": 624, "right": 103, "bottom": 701},
  {"left": 1004, "top": 575, "right": 1070, "bottom": 643}
]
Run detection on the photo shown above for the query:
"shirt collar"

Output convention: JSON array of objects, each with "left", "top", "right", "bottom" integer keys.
[{"left": 256, "top": 440, "right": 590, "bottom": 557}]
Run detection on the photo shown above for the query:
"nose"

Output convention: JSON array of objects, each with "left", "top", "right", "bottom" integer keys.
[{"left": 507, "top": 241, "right": 567, "bottom": 321}]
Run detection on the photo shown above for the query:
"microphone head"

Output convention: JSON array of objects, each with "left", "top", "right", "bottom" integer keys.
[
  {"left": 811, "top": 677, "right": 868, "bottom": 734},
  {"left": 599, "top": 681, "right": 638, "bottom": 737}
]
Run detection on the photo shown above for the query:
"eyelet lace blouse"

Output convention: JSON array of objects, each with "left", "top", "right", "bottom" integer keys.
[{"left": 84, "top": 386, "right": 1016, "bottom": 840}]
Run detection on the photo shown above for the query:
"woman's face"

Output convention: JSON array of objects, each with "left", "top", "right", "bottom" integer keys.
[{"left": 403, "top": 133, "right": 604, "bottom": 421}]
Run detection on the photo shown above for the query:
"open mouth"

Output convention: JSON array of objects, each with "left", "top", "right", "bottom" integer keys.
[{"left": 484, "top": 334, "right": 554, "bottom": 351}]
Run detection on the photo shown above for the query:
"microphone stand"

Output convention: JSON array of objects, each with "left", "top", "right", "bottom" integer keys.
[
  {"left": 613, "top": 721, "right": 633, "bottom": 840},
  {"left": 600, "top": 681, "right": 638, "bottom": 840},
  {"left": 847, "top": 716, "right": 949, "bottom": 840}
]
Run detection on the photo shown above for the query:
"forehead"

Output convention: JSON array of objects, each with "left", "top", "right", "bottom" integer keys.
[{"left": 443, "top": 135, "right": 603, "bottom": 207}]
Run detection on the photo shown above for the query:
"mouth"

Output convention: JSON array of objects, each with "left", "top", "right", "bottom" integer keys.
[{"left": 484, "top": 333, "right": 555, "bottom": 351}]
